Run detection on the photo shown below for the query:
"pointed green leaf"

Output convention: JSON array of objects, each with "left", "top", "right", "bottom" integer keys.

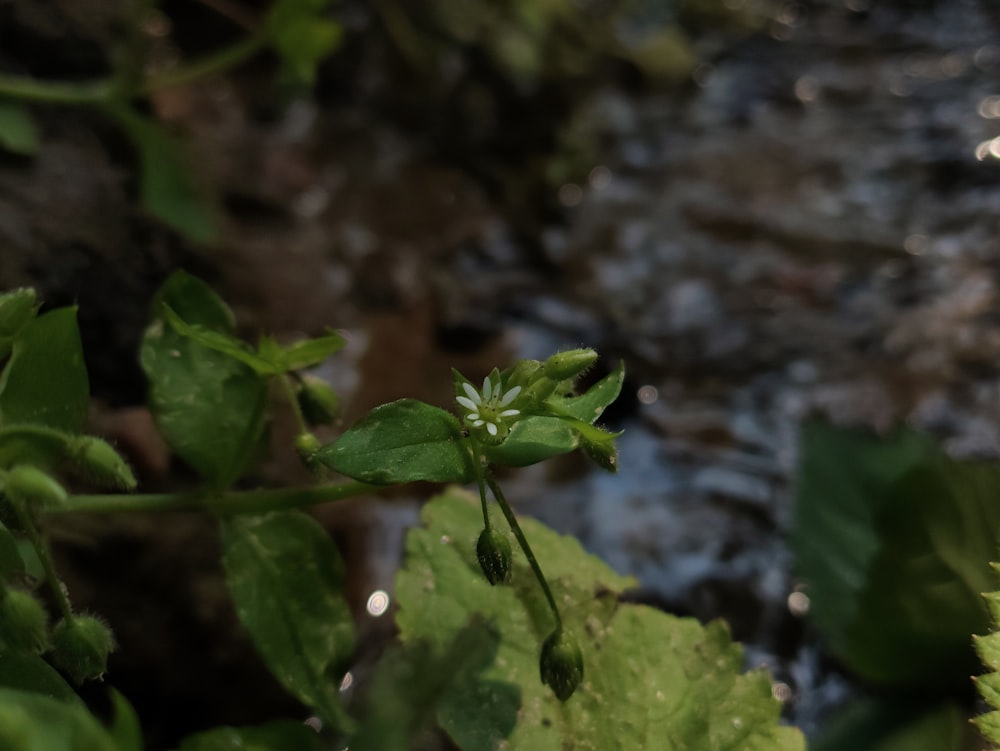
[
  {"left": 107, "top": 691, "right": 142, "bottom": 751},
  {"left": 162, "top": 305, "right": 280, "bottom": 375},
  {"left": 0, "top": 308, "right": 89, "bottom": 433},
  {"left": 316, "top": 399, "right": 472, "bottom": 484},
  {"left": 974, "top": 710, "right": 1000, "bottom": 747},
  {"left": 111, "top": 109, "right": 217, "bottom": 244},
  {"left": 141, "top": 273, "right": 268, "bottom": 488},
  {"left": 0, "top": 688, "right": 117, "bottom": 751},
  {"left": 0, "top": 653, "right": 80, "bottom": 704},
  {"left": 977, "top": 632, "right": 1000, "bottom": 672},
  {"left": 551, "top": 360, "right": 625, "bottom": 424},
  {"left": 396, "top": 490, "right": 804, "bottom": 751},
  {"left": 267, "top": 0, "right": 342, "bottom": 84},
  {"left": 482, "top": 416, "right": 577, "bottom": 467},
  {"left": 280, "top": 332, "right": 345, "bottom": 371},
  {"left": 220, "top": 511, "right": 355, "bottom": 732},
  {"left": 177, "top": 721, "right": 321, "bottom": 751},
  {"left": 0, "top": 288, "right": 39, "bottom": 361},
  {"left": 0, "top": 101, "right": 39, "bottom": 156}
]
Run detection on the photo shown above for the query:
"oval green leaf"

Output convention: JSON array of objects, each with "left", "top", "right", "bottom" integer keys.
[
  {"left": 316, "top": 399, "right": 472, "bottom": 484},
  {"left": 0, "top": 308, "right": 89, "bottom": 433},
  {"left": 220, "top": 511, "right": 355, "bottom": 733},
  {"left": 177, "top": 721, "right": 322, "bottom": 751}
]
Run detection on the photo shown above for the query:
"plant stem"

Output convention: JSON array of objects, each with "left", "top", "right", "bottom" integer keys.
[
  {"left": 50, "top": 480, "right": 375, "bottom": 516},
  {"left": 279, "top": 373, "right": 310, "bottom": 436},
  {"left": 12, "top": 505, "right": 73, "bottom": 620},
  {"left": 141, "top": 35, "right": 265, "bottom": 92},
  {"left": 485, "top": 473, "right": 562, "bottom": 630},
  {"left": 0, "top": 75, "right": 114, "bottom": 104},
  {"left": 468, "top": 436, "right": 491, "bottom": 532}
]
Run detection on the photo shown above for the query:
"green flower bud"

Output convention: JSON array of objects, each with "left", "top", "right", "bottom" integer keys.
[
  {"left": 294, "top": 432, "right": 323, "bottom": 469},
  {"left": 539, "top": 628, "right": 584, "bottom": 701},
  {"left": 0, "top": 589, "right": 49, "bottom": 654},
  {"left": 68, "top": 436, "right": 137, "bottom": 491},
  {"left": 581, "top": 436, "right": 618, "bottom": 473},
  {"left": 3, "top": 465, "right": 67, "bottom": 510},
  {"left": 543, "top": 349, "right": 598, "bottom": 381},
  {"left": 476, "top": 528, "right": 512, "bottom": 585},
  {"left": 51, "top": 615, "right": 115, "bottom": 684},
  {"left": 297, "top": 375, "right": 340, "bottom": 427}
]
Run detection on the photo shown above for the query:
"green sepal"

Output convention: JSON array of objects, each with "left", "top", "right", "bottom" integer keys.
[
  {"left": 974, "top": 710, "right": 1000, "bottom": 745},
  {"left": 976, "top": 672, "right": 1000, "bottom": 711},
  {"left": 66, "top": 436, "right": 137, "bottom": 491},
  {"left": 0, "top": 589, "right": 49, "bottom": 655},
  {"left": 476, "top": 528, "right": 512, "bottom": 586},
  {"left": 539, "top": 627, "right": 584, "bottom": 701},
  {"left": 542, "top": 349, "right": 597, "bottom": 381},
  {"left": 978, "top": 632, "right": 1000, "bottom": 674},
  {"left": 482, "top": 416, "right": 577, "bottom": 467},
  {"left": 50, "top": 616, "right": 115, "bottom": 684},
  {"left": 316, "top": 399, "right": 473, "bottom": 484},
  {"left": 2, "top": 465, "right": 67, "bottom": 510}
]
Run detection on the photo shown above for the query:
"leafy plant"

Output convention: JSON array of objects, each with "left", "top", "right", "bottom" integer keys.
[
  {"left": 794, "top": 419, "right": 999, "bottom": 748},
  {"left": 0, "top": 273, "right": 802, "bottom": 749},
  {"left": 0, "top": 1, "right": 343, "bottom": 242}
]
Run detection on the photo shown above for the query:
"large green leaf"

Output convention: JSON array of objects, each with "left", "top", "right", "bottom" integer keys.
[
  {"left": 396, "top": 490, "right": 804, "bottom": 751},
  {"left": 111, "top": 109, "right": 218, "bottom": 244},
  {"left": 220, "top": 511, "right": 354, "bottom": 732},
  {"left": 351, "top": 622, "right": 514, "bottom": 751},
  {"left": 0, "top": 688, "right": 117, "bottom": 751},
  {"left": 141, "top": 272, "right": 268, "bottom": 489},
  {"left": 316, "top": 399, "right": 472, "bottom": 484},
  {"left": 176, "top": 721, "right": 322, "bottom": 751},
  {"left": 793, "top": 421, "right": 1000, "bottom": 688},
  {"left": 0, "top": 653, "right": 80, "bottom": 704},
  {"left": 812, "top": 697, "right": 969, "bottom": 751},
  {"left": 107, "top": 691, "right": 142, "bottom": 751},
  {"left": 482, "top": 416, "right": 577, "bottom": 467},
  {"left": 551, "top": 360, "right": 625, "bottom": 424},
  {"left": 0, "top": 308, "right": 89, "bottom": 433}
]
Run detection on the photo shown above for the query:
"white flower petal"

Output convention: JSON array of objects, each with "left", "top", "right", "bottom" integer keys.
[
  {"left": 482, "top": 376, "right": 494, "bottom": 401},
  {"left": 462, "top": 382, "right": 482, "bottom": 404},
  {"left": 486, "top": 422, "right": 498, "bottom": 436},
  {"left": 472, "top": 419, "right": 485, "bottom": 427},
  {"left": 499, "top": 385, "right": 522, "bottom": 407},
  {"left": 456, "top": 396, "right": 478, "bottom": 411},
  {"left": 499, "top": 409, "right": 520, "bottom": 418},
  {"left": 466, "top": 413, "right": 481, "bottom": 422}
]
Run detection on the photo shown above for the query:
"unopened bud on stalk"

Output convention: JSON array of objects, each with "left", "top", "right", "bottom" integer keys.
[
  {"left": 3, "top": 465, "right": 67, "bottom": 510},
  {"left": 476, "top": 528, "right": 512, "bottom": 585},
  {"left": 51, "top": 615, "right": 115, "bottom": 684},
  {"left": 543, "top": 349, "right": 597, "bottom": 381},
  {"left": 297, "top": 376, "right": 340, "bottom": 427},
  {"left": 294, "top": 432, "right": 323, "bottom": 469},
  {"left": 539, "top": 627, "right": 584, "bottom": 701},
  {"left": 68, "top": 437, "right": 137, "bottom": 491},
  {"left": 581, "top": 436, "right": 618, "bottom": 473}
]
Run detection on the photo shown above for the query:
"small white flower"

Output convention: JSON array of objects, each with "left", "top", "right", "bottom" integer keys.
[{"left": 456, "top": 374, "right": 522, "bottom": 437}]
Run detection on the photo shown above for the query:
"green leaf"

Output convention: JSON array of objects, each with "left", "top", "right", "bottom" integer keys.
[
  {"left": 267, "top": 0, "right": 342, "bottom": 84},
  {"left": 0, "top": 687, "right": 117, "bottom": 751},
  {"left": 550, "top": 360, "right": 625, "bottom": 424},
  {"left": 482, "top": 416, "right": 577, "bottom": 467},
  {"left": 107, "top": 691, "right": 142, "bottom": 751},
  {"left": 220, "top": 511, "right": 355, "bottom": 732},
  {"left": 162, "top": 305, "right": 280, "bottom": 376},
  {"left": 0, "top": 101, "right": 39, "bottom": 156},
  {"left": 141, "top": 273, "right": 268, "bottom": 488},
  {"left": 316, "top": 399, "right": 472, "bottom": 484},
  {"left": 176, "top": 721, "right": 321, "bottom": 751},
  {"left": 110, "top": 109, "right": 217, "bottom": 244},
  {"left": 793, "top": 421, "right": 1000, "bottom": 688},
  {"left": 396, "top": 489, "right": 804, "bottom": 751},
  {"left": 812, "top": 697, "right": 969, "bottom": 751},
  {"left": 0, "top": 308, "right": 89, "bottom": 433},
  {"left": 0, "top": 426, "right": 74, "bottom": 471},
  {"left": 351, "top": 622, "right": 513, "bottom": 751},
  {"left": 0, "top": 653, "right": 80, "bottom": 704},
  {"left": 0, "top": 288, "right": 39, "bottom": 361},
  {"left": 280, "top": 332, "right": 345, "bottom": 371}
]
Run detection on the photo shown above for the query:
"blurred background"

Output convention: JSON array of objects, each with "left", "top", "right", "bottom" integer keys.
[{"left": 2, "top": 0, "right": 1000, "bottom": 748}]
